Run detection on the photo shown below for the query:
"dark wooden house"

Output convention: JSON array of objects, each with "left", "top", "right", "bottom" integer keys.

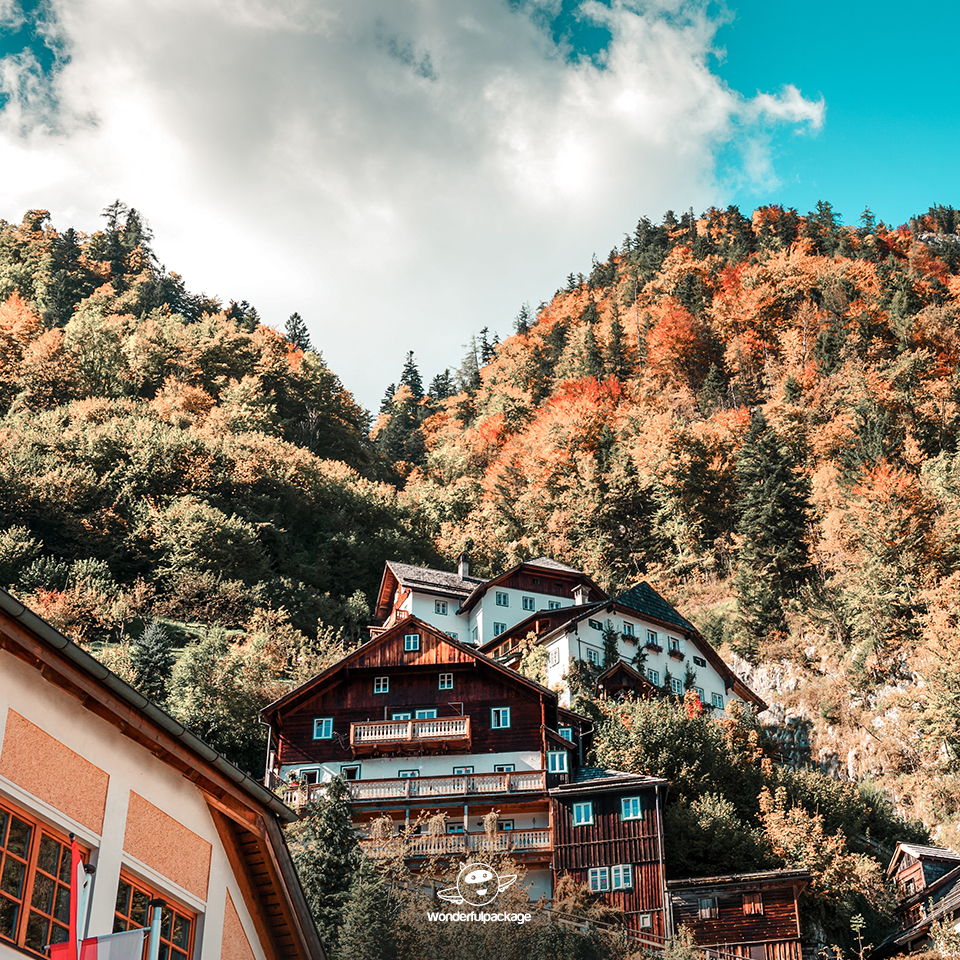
[
  {"left": 550, "top": 769, "right": 671, "bottom": 940},
  {"left": 668, "top": 870, "right": 809, "bottom": 960}
]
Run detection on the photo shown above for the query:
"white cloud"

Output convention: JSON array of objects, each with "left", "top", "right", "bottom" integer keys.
[{"left": 0, "top": 0, "right": 822, "bottom": 409}]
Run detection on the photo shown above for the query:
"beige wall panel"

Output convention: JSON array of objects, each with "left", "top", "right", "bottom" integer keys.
[
  {"left": 0, "top": 709, "right": 109, "bottom": 833},
  {"left": 124, "top": 791, "right": 212, "bottom": 900},
  {"left": 221, "top": 889, "right": 258, "bottom": 960}
]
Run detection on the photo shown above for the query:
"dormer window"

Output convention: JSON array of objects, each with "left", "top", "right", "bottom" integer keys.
[{"left": 404, "top": 634, "right": 420, "bottom": 651}]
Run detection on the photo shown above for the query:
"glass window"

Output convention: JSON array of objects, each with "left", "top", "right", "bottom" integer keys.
[
  {"left": 549, "top": 647, "right": 560, "bottom": 666},
  {"left": 499, "top": 820, "right": 514, "bottom": 831},
  {"left": 586, "top": 648, "right": 599, "bottom": 665},
  {"left": 453, "top": 766, "right": 474, "bottom": 776},
  {"left": 698, "top": 897, "right": 718, "bottom": 919},
  {"left": 547, "top": 751, "right": 568, "bottom": 774},
  {"left": 670, "top": 678, "right": 684, "bottom": 695},
  {"left": 435, "top": 600, "right": 448, "bottom": 615},
  {"left": 711, "top": 693, "right": 724, "bottom": 709},
  {"left": 693, "top": 655, "right": 707, "bottom": 667},
  {"left": 445, "top": 631, "right": 458, "bottom": 640},
  {"left": 622, "top": 622, "right": 635, "bottom": 636},
  {"left": 621, "top": 797, "right": 644, "bottom": 821},
  {"left": 439, "top": 673, "right": 454, "bottom": 690},
  {"left": 391, "top": 712, "right": 412, "bottom": 721},
  {"left": 491, "top": 707, "right": 511, "bottom": 729},
  {"left": 494, "top": 764, "right": 515, "bottom": 773},
  {"left": 573, "top": 802, "right": 594, "bottom": 825},
  {"left": 522, "top": 596, "right": 536, "bottom": 611},
  {"left": 493, "top": 622, "right": 507, "bottom": 636},
  {"left": 743, "top": 891, "right": 763, "bottom": 915},
  {"left": 612, "top": 864, "right": 633, "bottom": 890},
  {"left": 398, "top": 770, "right": 419, "bottom": 778},
  {"left": 669, "top": 637, "right": 682, "bottom": 652},
  {"left": 374, "top": 677, "right": 389, "bottom": 694},
  {"left": 558, "top": 727, "right": 573, "bottom": 741},
  {"left": 415, "top": 709, "right": 437, "bottom": 719},
  {"left": 588, "top": 619, "right": 603, "bottom": 630},
  {"left": 340, "top": 765, "right": 360, "bottom": 780},
  {"left": 588, "top": 867, "right": 609, "bottom": 891},
  {"left": 638, "top": 913, "right": 652, "bottom": 929},
  {"left": 496, "top": 591, "right": 509, "bottom": 606},
  {"left": 114, "top": 874, "right": 194, "bottom": 960},
  {"left": 647, "top": 669, "right": 659, "bottom": 685},
  {"left": 548, "top": 600, "right": 562, "bottom": 610},
  {"left": 471, "top": 626, "right": 479, "bottom": 642},
  {"left": 404, "top": 634, "right": 420, "bottom": 651},
  {"left": 694, "top": 687, "right": 705, "bottom": 703},
  {"left": 313, "top": 717, "right": 333, "bottom": 739}
]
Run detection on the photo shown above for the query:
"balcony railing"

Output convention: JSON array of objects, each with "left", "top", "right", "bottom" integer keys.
[
  {"left": 350, "top": 717, "right": 471, "bottom": 755},
  {"left": 360, "top": 828, "right": 552, "bottom": 859},
  {"left": 280, "top": 770, "right": 545, "bottom": 808}
]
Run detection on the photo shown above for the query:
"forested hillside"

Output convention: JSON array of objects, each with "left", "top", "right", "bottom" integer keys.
[{"left": 379, "top": 202, "right": 960, "bottom": 848}]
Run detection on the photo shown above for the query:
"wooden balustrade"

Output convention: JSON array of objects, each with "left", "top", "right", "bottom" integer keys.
[
  {"left": 350, "top": 717, "right": 472, "bottom": 755},
  {"left": 360, "top": 828, "right": 552, "bottom": 859}
]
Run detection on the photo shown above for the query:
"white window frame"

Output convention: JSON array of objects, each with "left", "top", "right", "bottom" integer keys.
[
  {"left": 438, "top": 672, "right": 454, "bottom": 690},
  {"left": 695, "top": 686, "right": 705, "bottom": 703},
  {"left": 622, "top": 622, "right": 635, "bottom": 636},
  {"left": 453, "top": 766, "right": 474, "bottom": 776},
  {"left": 647, "top": 630, "right": 658, "bottom": 645},
  {"left": 404, "top": 633, "right": 420, "bottom": 651},
  {"left": 558, "top": 726, "right": 573, "bottom": 741},
  {"left": 340, "top": 764, "right": 360, "bottom": 780},
  {"left": 671, "top": 678, "right": 684, "bottom": 695},
  {"left": 493, "top": 621, "right": 507, "bottom": 636},
  {"left": 547, "top": 750, "right": 568, "bottom": 774},
  {"left": 573, "top": 801, "right": 594, "bottom": 825},
  {"left": 549, "top": 647, "right": 560, "bottom": 666},
  {"left": 471, "top": 626, "right": 479, "bottom": 642},
  {"left": 548, "top": 600, "right": 562, "bottom": 610},
  {"left": 586, "top": 648, "right": 600, "bottom": 666},
  {"left": 398, "top": 769, "right": 419, "bottom": 778},
  {"left": 638, "top": 914, "right": 652, "bottom": 929},
  {"left": 612, "top": 864, "right": 633, "bottom": 890},
  {"left": 391, "top": 711, "right": 412, "bottom": 720},
  {"left": 491, "top": 707, "right": 511, "bottom": 729},
  {"left": 494, "top": 764, "right": 515, "bottom": 773},
  {"left": 435, "top": 600, "right": 448, "bottom": 615},
  {"left": 445, "top": 631, "right": 458, "bottom": 640},
  {"left": 374, "top": 677, "right": 389, "bottom": 694},
  {"left": 669, "top": 636, "right": 682, "bottom": 653},
  {"left": 415, "top": 709, "right": 437, "bottom": 719},
  {"left": 312, "top": 717, "right": 333, "bottom": 739},
  {"left": 588, "top": 867, "right": 609, "bottom": 891},
  {"left": 621, "top": 796, "right": 644, "bottom": 821},
  {"left": 522, "top": 596, "right": 536, "bottom": 611},
  {"left": 496, "top": 591, "right": 509, "bottom": 606},
  {"left": 712, "top": 692, "right": 724, "bottom": 709},
  {"left": 647, "top": 669, "right": 659, "bottom": 685}
]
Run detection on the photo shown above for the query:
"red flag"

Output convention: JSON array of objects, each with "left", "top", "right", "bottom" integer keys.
[
  {"left": 50, "top": 930, "right": 146, "bottom": 960},
  {"left": 69, "top": 835, "right": 82, "bottom": 960}
]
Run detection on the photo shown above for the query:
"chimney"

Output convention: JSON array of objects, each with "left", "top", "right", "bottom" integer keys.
[
  {"left": 458, "top": 551, "right": 470, "bottom": 579},
  {"left": 573, "top": 584, "right": 589, "bottom": 605}
]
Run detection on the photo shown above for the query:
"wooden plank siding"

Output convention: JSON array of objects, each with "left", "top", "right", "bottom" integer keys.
[
  {"left": 551, "top": 784, "right": 667, "bottom": 936},
  {"left": 269, "top": 619, "right": 558, "bottom": 767}
]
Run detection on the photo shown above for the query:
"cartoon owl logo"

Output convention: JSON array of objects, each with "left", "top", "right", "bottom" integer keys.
[{"left": 437, "top": 861, "right": 517, "bottom": 907}]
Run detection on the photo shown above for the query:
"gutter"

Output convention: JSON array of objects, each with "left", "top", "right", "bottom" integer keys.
[{"left": 0, "top": 587, "right": 298, "bottom": 823}]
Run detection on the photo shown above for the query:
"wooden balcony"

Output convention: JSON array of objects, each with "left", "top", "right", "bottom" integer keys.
[
  {"left": 360, "top": 828, "right": 552, "bottom": 859},
  {"left": 350, "top": 717, "right": 471, "bottom": 756}
]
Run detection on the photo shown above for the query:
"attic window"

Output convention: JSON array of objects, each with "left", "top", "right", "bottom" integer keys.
[
  {"left": 743, "top": 892, "right": 763, "bottom": 916},
  {"left": 698, "top": 898, "right": 718, "bottom": 919},
  {"left": 693, "top": 655, "right": 707, "bottom": 668},
  {"left": 404, "top": 634, "right": 420, "bottom": 651}
]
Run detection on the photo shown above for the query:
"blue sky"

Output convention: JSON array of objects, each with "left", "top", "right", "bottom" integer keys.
[{"left": 0, "top": 0, "right": 954, "bottom": 408}]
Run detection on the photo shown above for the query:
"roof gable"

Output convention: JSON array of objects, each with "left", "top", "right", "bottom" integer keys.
[{"left": 613, "top": 582, "right": 696, "bottom": 634}]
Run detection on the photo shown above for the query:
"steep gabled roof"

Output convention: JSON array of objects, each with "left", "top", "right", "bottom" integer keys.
[
  {"left": 0, "top": 588, "right": 327, "bottom": 960},
  {"left": 262, "top": 615, "right": 559, "bottom": 720},
  {"left": 458, "top": 557, "right": 607, "bottom": 615},
  {"left": 888, "top": 842, "right": 960, "bottom": 875},
  {"left": 613, "top": 582, "right": 697, "bottom": 634},
  {"left": 374, "top": 561, "right": 483, "bottom": 621}
]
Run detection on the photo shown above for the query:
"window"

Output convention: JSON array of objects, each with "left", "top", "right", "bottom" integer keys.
[
  {"left": 499, "top": 820, "right": 514, "bottom": 831},
  {"left": 391, "top": 711, "right": 412, "bottom": 721},
  {"left": 711, "top": 693, "right": 724, "bottom": 709},
  {"left": 522, "top": 596, "right": 536, "bottom": 611},
  {"left": 647, "top": 669, "right": 659, "bottom": 685},
  {"left": 439, "top": 673, "right": 454, "bottom": 690},
  {"left": 313, "top": 717, "right": 333, "bottom": 739},
  {"left": 340, "top": 765, "right": 360, "bottom": 781},
  {"left": 0, "top": 802, "right": 86, "bottom": 956},
  {"left": 435, "top": 600, "right": 448, "bottom": 615},
  {"left": 904, "top": 878, "right": 916, "bottom": 896},
  {"left": 647, "top": 630, "right": 658, "bottom": 645},
  {"left": 743, "top": 891, "right": 763, "bottom": 915},
  {"left": 573, "top": 802, "right": 594, "bottom": 825},
  {"left": 374, "top": 677, "right": 389, "bottom": 694},
  {"left": 114, "top": 874, "right": 194, "bottom": 960},
  {"left": 612, "top": 864, "right": 633, "bottom": 890},
  {"left": 698, "top": 897, "right": 718, "bottom": 919},
  {"left": 494, "top": 764, "right": 515, "bottom": 773},
  {"left": 404, "top": 633, "right": 420, "bottom": 651},
  {"left": 693, "top": 655, "right": 707, "bottom": 667},
  {"left": 588, "top": 619, "right": 604, "bottom": 630},
  {"left": 496, "top": 591, "right": 509, "bottom": 606},
  {"left": 558, "top": 726, "right": 573, "bottom": 741},
  {"left": 670, "top": 678, "right": 684, "bottom": 695},
  {"left": 669, "top": 637, "right": 682, "bottom": 652},
  {"left": 694, "top": 687, "right": 705, "bottom": 703},
  {"left": 445, "top": 631, "right": 458, "bottom": 640},
  {"left": 548, "top": 600, "right": 562, "bottom": 610},
  {"left": 398, "top": 769, "right": 419, "bottom": 778},
  {"left": 547, "top": 751, "right": 568, "bottom": 774},
  {"left": 493, "top": 622, "right": 507, "bottom": 636},
  {"left": 623, "top": 622, "right": 635, "bottom": 637},
  {"left": 586, "top": 648, "right": 599, "bottom": 666},
  {"left": 471, "top": 626, "right": 479, "bottom": 642},
  {"left": 415, "top": 709, "right": 437, "bottom": 719},
  {"left": 491, "top": 707, "right": 511, "bottom": 729},
  {"left": 446, "top": 823, "right": 464, "bottom": 834},
  {"left": 299, "top": 769, "right": 319, "bottom": 785},
  {"left": 588, "top": 867, "right": 609, "bottom": 892},
  {"left": 638, "top": 914, "right": 652, "bottom": 929},
  {"left": 621, "top": 796, "right": 644, "bottom": 821},
  {"left": 453, "top": 766, "right": 474, "bottom": 776},
  {"left": 549, "top": 647, "right": 560, "bottom": 666}
]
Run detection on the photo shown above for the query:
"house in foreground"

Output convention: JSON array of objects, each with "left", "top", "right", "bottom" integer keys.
[{"left": 0, "top": 588, "right": 326, "bottom": 960}]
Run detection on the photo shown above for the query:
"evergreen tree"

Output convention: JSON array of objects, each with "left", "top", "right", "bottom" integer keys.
[
  {"left": 130, "top": 620, "right": 174, "bottom": 703},
  {"left": 338, "top": 860, "right": 397, "bottom": 960},
  {"left": 285, "top": 312, "right": 312, "bottom": 351},
  {"left": 734, "top": 412, "right": 812, "bottom": 654},
  {"left": 428, "top": 369, "right": 455, "bottom": 400},
  {"left": 287, "top": 776, "right": 362, "bottom": 956},
  {"left": 399, "top": 351, "right": 423, "bottom": 400},
  {"left": 602, "top": 623, "right": 620, "bottom": 669},
  {"left": 514, "top": 302, "right": 531, "bottom": 335},
  {"left": 582, "top": 326, "right": 602, "bottom": 379}
]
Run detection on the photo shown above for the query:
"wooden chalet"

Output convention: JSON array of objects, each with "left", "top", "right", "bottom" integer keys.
[
  {"left": 0, "top": 588, "right": 326, "bottom": 960},
  {"left": 595, "top": 660, "right": 658, "bottom": 701},
  {"left": 550, "top": 769, "right": 671, "bottom": 939},
  {"left": 668, "top": 870, "right": 809, "bottom": 960},
  {"left": 872, "top": 843, "right": 960, "bottom": 957}
]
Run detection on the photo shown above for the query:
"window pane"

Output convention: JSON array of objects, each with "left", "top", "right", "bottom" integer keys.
[
  {"left": 7, "top": 818, "right": 31, "bottom": 858},
  {"left": 37, "top": 835, "right": 60, "bottom": 877},
  {"left": 131, "top": 888, "right": 150, "bottom": 926},
  {"left": 0, "top": 895, "right": 20, "bottom": 938},
  {"left": 25, "top": 911, "right": 49, "bottom": 952},
  {"left": 161, "top": 906, "right": 172, "bottom": 940},
  {"left": 116, "top": 879, "right": 132, "bottom": 916},
  {"left": 30, "top": 873, "right": 54, "bottom": 913},
  {"left": 54, "top": 884, "right": 70, "bottom": 924},
  {"left": 172, "top": 914, "right": 190, "bottom": 948},
  {"left": 1, "top": 858, "right": 26, "bottom": 898}
]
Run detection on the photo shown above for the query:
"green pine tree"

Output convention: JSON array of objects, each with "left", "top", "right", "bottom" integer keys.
[
  {"left": 285, "top": 312, "right": 312, "bottom": 351},
  {"left": 130, "top": 621, "right": 175, "bottom": 703},
  {"left": 337, "top": 860, "right": 397, "bottom": 960},
  {"left": 602, "top": 623, "right": 620, "bottom": 669}
]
